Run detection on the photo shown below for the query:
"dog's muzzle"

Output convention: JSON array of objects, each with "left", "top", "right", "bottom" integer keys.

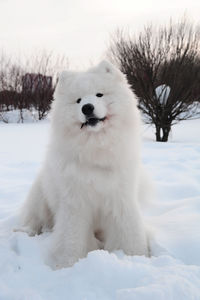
[
  {"left": 81, "top": 116, "right": 106, "bottom": 129},
  {"left": 81, "top": 103, "right": 106, "bottom": 128}
]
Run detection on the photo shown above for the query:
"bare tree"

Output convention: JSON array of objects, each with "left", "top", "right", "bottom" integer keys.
[
  {"left": 0, "top": 54, "right": 24, "bottom": 121},
  {"left": 108, "top": 19, "right": 200, "bottom": 141}
]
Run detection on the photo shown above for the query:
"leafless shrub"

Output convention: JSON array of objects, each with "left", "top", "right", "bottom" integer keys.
[{"left": 108, "top": 18, "right": 200, "bottom": 141}]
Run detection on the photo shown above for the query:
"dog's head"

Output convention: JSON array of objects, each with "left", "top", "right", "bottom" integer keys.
[{"left": 53, "top": 60, "right": 138, "bottom": 134}]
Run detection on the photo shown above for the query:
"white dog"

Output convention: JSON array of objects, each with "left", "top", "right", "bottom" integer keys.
[{"left": 19, "top": 61, "right": 150, "bottom": 268}]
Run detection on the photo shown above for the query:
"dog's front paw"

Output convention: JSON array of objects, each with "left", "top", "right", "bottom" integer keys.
[
  {"left": 48, "top": 250, "right": 79, "bottom": 269},
  {"left": 13, "top": 226, "right": 38, "bottom": 236}
]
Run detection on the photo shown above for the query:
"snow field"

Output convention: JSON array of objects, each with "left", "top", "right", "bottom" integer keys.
[{"left": 0, "top": 119, "right": 200, "bottom": 299}]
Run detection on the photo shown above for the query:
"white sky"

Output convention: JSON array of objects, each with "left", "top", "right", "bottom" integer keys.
[{"left": 1, "top": 0, "right": 200, "bottom": 69}]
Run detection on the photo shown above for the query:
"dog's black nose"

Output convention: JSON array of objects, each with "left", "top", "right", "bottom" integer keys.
[{"left": 82, "top": 104, "right": 94, "bottom": 116}]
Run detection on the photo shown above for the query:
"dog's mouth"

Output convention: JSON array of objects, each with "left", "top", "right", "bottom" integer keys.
[{"left": 81, "top": 116, "right": 106, "bottom": 129}]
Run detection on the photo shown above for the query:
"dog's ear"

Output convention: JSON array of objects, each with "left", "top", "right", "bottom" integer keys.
[
  {"left": 97, "top": 60, "right": 116, "bottom": 74},
  {"left": 54, "top": 71, "right": 76, "bottom": 97},
  {"left": 95, "top": 60, "right": 127, "bottom": 82}
]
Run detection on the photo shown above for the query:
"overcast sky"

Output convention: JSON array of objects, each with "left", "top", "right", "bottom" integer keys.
[{"left": 1, "top": 0, "right": 200, "bottom": 69}]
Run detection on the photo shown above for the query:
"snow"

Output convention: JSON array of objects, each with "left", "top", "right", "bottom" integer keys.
[
  {"left": 0, "top": 119, "right": 200, "bottom": 299},
  {"left": 0, "top": 109, "right": 40, "bottom": 123}
]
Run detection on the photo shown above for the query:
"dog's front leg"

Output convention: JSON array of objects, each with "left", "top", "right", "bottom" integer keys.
[
  {"left": 48, "top": 203, "right": 94, "bottom": 269},
  {"left": 104, "top": 203, "right": 149, "bottom": 257}
]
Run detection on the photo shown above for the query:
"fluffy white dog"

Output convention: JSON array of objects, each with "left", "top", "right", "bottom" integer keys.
[{"left": 19, "top": 61, "right": 150, "bottom": 268}]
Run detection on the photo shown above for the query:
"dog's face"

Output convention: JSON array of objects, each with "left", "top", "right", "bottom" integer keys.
[
  {"left": 53, "top": 61, "right": 137, "bottom": 134},
  {"left": 75, "top": 86, "right": 108, "bottom": 131}
]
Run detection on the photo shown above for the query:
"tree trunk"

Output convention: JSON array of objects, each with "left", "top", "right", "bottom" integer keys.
[
  {"left": 156, "top": 126, "right": 161, "bottom": 142},
  {"left": 19, "top": 108, "right": 24, "bottom": 123},
  {"left": 155, "top": 124, "right": 171, "bottom": 142},
  {"left": 161, "top": 125, "right": 171, "bottom": 142}
]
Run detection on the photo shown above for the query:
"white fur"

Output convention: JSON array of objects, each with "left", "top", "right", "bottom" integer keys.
[{"left": 19, "top": 61, "right": 150, "bottom": 268}]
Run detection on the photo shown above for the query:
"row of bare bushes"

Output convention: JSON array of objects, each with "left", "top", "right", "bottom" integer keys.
[{"left": 0, "top": 52, "right": 68, "bottom": 122}]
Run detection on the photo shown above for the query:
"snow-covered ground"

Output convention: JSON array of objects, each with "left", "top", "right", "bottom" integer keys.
[
  {"left": 0, "top": 109, "right": 40, "bottom": 123},
  {"left": 0, "top": 119, "right": 200, "bottom": 300}
]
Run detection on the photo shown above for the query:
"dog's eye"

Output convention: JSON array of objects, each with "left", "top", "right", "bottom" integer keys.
[
  {"left": 76, "top": 98, "right": 81, "bottom": 104},
  {"left": 96, "top": 93, "right": 103, "bottom": 97}
]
